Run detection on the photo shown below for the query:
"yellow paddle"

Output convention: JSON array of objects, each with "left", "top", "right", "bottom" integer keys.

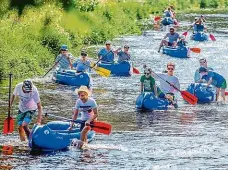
[{"left": 90, "top": 62, "right": 111, "bottom": 77}]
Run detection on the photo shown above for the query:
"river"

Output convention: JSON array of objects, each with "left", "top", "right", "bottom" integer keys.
[{"left": 0, "top": 14, "right": 228, "bottom": 170}]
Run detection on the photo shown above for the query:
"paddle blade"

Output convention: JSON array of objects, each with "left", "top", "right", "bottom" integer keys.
[
  {"left": 2, "top": 145, "right": 14, "bottom": 155},
  {"left": 190, "top": 47, "right": 201, "bottom": 53},
  {"left": 154, "top": 16, "right": 161, "bottom": 21},
  {"left": 3, "top": 117, "right": 14, "bottom": 134},
  {"left": 182, "top": 32, "right": 188, "bottom": 36},
  {"left": 209, "top": 34, "right": 216, "bottom": 41},
  {"left": 91, "top": 121, "right": 112, "bottom": 135},
  {"left": 225, "top": 92, "right": 228, "bottom": 96},
  {"left": 181, "top": 91, "right": 198, "bottom": 105},
  {"left": 133, "top": 67, "right": 140, "bottom": 74},
  {"left": 95, "top": 67, "right": 111, "bottom": 77}
]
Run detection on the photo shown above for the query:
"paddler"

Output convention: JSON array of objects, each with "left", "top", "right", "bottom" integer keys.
[
  {"left": 158, "top": 27, "right": 180, "bottom": 53},
  {"left": 55, "top": 44, "right": 74, "bottom": 71},
  {"left": 9, "top": 80, "right": 43, "bottom": 141},
  {"left": 151, "top": 62, "right": 180, "bottom": 108},
  {"left": 68, "top": 86, "right": 98, "bottom": 148},
  {"left": 199, "top": 67, "right": 227, "bottom": 102},
  {"left": 116, "top": 45, "right": 131, "bottom": 63},
  {"left": 73, "top": 50, "right": 91, "bottom": 73},
  {"left": 194, "top": 58, "right": 213, "bottom": 83}
]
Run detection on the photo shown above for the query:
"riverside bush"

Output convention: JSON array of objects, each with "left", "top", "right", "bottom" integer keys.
[{"left": 0, "top": 0, "right": 226, "bottom": 80}]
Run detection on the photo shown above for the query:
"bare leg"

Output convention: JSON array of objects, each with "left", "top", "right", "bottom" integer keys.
[
  {"left": 221, "top": 88, "right": 226, "bottom": 102},
  {"left": 80, "top": 126, "right": 91, "bottom": 146},
  {"left": 216, "top": 88, "right": 220, "bottom": 101},
  {"left": 158, "top": 40, "right": 168, "bottom": 52},
  {"left": 22, "top": 122, "right": 30, "bottom": 139},
  {"left": 18, "top": 126, "right": 26, "bottom": 141}
]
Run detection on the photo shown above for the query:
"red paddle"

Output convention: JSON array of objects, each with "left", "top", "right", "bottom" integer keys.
[
  {"left": 209, "top": 34, "right": 216, "bottom": 41},
  {"left": 190, "top": 47, "right": 201, "bottom": 53},
  {"left": 151, "top": 71, "right": 198, "bottom": 105},
  {"left": 3, "top": 73, "right": 14, "bottom": 135},
  {"left": 133, "top": 67, "right": 140, "bottom": 74},
  {"left": 154, "top": 16, "right": 161, "bottom": 22},
  {"left": 45, "top": 113, "right": 112, "bottom": 135}
]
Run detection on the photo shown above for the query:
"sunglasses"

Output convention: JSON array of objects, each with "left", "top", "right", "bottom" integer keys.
[
  {"left": 106, "top": 44, "right": 111, "bottom": 46},
  {"left": 167, "top": 67, "right": 174, "bottom": 70},
  {"left": 145, "top": 73, "right": 150, "bottom": 75}
]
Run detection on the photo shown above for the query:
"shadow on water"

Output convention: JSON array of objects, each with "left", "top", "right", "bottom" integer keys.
[{"left": 1, "top": 14, "right": 228, "bottom": 169}]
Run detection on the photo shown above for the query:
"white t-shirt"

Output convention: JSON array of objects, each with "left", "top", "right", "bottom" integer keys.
[
  {"left": 74, "top": 98, "right": 97, "bottom": 121},
  {"left": 13, "top": 83, "right": 40, "bottom": 113},
  {"left": 154, "top": 73, "right": 180, "bottom": 94}
]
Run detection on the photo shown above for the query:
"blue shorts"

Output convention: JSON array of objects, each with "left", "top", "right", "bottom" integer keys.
[{"left": 16, "top": 110, "right": 36, "bottom": 126}]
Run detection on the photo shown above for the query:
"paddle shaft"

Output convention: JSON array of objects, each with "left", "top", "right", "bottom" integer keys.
[
  {"left": 151, "top": 70, "right": 181, "bottom": 92},
  {"left": 94, "top": 50, "right": 113, "bottom": 67},
  {"left": 8, "top": 73, "right": 12, "bottom": 131},
  {"left": 45, "top": 113, "right": 100, "bottom": 128},
  {"left": 43, "top": 57, "right": 62, "bottom": 78}
]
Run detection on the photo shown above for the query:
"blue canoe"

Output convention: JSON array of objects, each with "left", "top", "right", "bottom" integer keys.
[
  {"left": 29, "top": 121, "right": 95, "bottom": 151},
  {"left": 191, "top": 32, "right": 208, "bottom": 41},
  {"left": 187, "top": 83, "right": 215, "bottom": 104},
  {"left": 98, "top": 61, "right": 131, "bottom": 76},
  {"left": 136, "top": 92, "right": 169, "bottom": 111},
  {"left": 161, "top": 17, "right": 174, "bottom": 26},
  {"left": 53, "top": 70, "right": 90, "bottom": 86},
  {"left": 163, "top": 46, "right": 190, "bottom": 58}
]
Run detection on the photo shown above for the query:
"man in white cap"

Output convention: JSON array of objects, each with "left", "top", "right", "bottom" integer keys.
[
  {"left": 158, "top": 27, "right": 179, "bottom": 52},
  {"left": 68, "top": 85, "right": 98, "bottom": 148},
  {"left": 10, "top": 80, "right": 43, "bottom": 141},
  {"left": 194, "top": 58, "right": 213, "bottom": 83}
]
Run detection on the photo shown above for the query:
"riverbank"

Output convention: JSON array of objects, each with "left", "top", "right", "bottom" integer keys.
[
  {"left": 0, "top": 1, "right": 153, "bottom": 80},
  {"left": 179, "top": 8, "right": 228, "bottom": 14}
]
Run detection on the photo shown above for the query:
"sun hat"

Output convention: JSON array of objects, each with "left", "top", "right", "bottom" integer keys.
[
  {"left": 199, "top": 67, "right": 208, "bottom": 73},
  {"left": 75, "top": 86, "right": 89, "bottom": 95},
  {"left": 22, "top": 80, "right": 33, "bottom": 92},
  {"left": 105, "top": 40, "right": 112, "bottom": 45},
  {"left": 60, "top": 44, "right": 68, "bottom": 51}
]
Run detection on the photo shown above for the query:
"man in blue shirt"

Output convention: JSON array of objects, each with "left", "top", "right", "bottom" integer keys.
[
  {"left": 158, "top": 27, "right": 179, "bottom": 52},
  {"left": 199, "top": 67, "right": 227, "bottom": 102},
  {"left": 98, "top": 41, "right": 116, "bottom": 63},
  {"left": 117, "top": 45, "right": 131, "bottom": 63}
]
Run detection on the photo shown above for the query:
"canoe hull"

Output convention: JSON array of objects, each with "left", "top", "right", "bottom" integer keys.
[
  {"left": 98, "top": 61, "right": 131, "bottom": 76},
  {"left": 163, "top": 46, "right": 190, "bottom": 58},
  {"left": 29, "top": 121, "right": 95, "bottom": 151},
  {"left": 53, "top": 70, "right": 90, "bottom": 86},
  {"left": 136, "top": 92, "right": 169, "bottom": 111},
  {"left": 187, "top": 83, "right": 215, "bottom": 103},
  {"left": 191, "top": 32, "right": 208, "bottom": 41}
]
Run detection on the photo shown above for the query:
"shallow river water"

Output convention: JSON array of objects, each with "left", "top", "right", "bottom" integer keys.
[{"left": 1, "top": 15, "right": 228, "bottom": 170}]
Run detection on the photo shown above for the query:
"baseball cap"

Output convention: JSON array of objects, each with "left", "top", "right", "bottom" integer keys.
[{"left": 22, "top": 80, "right": 33, "bottom": 92}]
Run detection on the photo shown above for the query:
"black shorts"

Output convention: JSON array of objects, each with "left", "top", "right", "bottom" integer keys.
[
  {"left": 80, "top": 121, "right": 94, "bottom": 131},
  {"left": 168, "top": 42, "right": 173, "bottom": 46}
]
